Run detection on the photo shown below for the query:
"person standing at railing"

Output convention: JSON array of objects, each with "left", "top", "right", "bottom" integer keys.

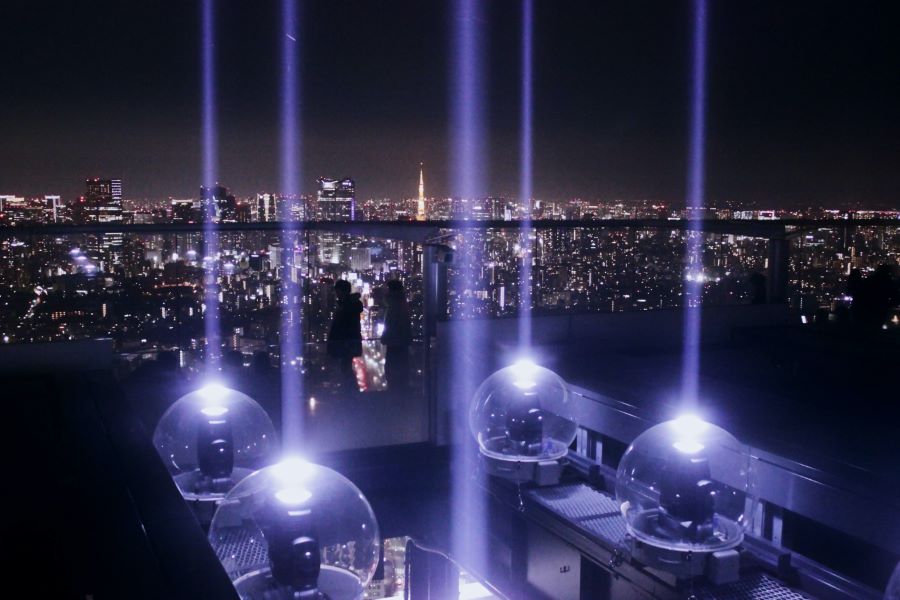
[
  {"left": 381, "top": 279, "right": 412, "bottom": 392},
  {"left": 327, "top": 279, "right": 363, "bottom": 392}
]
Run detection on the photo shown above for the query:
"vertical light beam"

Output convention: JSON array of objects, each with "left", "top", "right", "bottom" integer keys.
[
  {"left": 681, "top": 0, "right": 708, "bottom": 408},
  {"left": 280, "top": 0, "right": 304, "bottom": 452},
  {"left": 518, "top": 0, "right": 534, "bottom": 350},
  {"left": 201, "top": 0, "right": 220, "bottom": 369},
  {"left": 450, "top": 0, "right": 487, "bottom": 579},
  {"left": 452, "top": 0, "right": 486, "bottom": 200}
]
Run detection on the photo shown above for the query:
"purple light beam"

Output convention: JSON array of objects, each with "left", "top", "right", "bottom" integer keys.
[
  {"left": 681, "top": 0, "right": 708, "bottom": 409},
  {"left": 280, "top": 0, "right": 304, "bottom": 451},
  {"left": 450, "top": 0, "right": 488, "bottom": 578},
  {"left": 201, "top": 0, "right": 220, "bottom": 370},
  {"left": 518, "top": 0, "right": 534, "bottom": 350}
]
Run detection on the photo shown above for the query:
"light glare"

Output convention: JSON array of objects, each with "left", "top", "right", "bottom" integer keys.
[
  {"left": 275, "top": 487, "right": 312, "bottom": 506},
  {"left": 671, "top": 414, "right": 709, "bottom": 437},
  {"left": 673, "top": 440, "right": 705, "bottom": 454},
  {"left": 198, "top": 382, "right": 229, "bottom": 404}
]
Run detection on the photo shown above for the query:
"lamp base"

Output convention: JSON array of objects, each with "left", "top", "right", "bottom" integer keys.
[
  {"left": 234, "top": 565, "right": 364, "bottom": 600},
  {"left": 480, "top": 453, "right": 563, "bottom": 486}
]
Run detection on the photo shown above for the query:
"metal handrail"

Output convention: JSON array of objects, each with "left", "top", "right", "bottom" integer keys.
[
  {"left": 0, "top": 217, "right": 896, "bottom": 239},
  {"left": 567, "top": 382, "right": 900, "bottom": 557}
]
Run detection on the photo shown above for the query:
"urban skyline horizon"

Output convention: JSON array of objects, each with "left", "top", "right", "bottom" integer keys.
[{"left": 4, "top": 169, "right": 900, "bottom": 212}]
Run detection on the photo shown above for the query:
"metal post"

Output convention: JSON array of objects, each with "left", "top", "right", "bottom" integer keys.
[
  {"left": 767, "top": 236, "right": 790, "bottom": 304},
  {"left": 422, "top": 244, "right": 449, "bottom": 337},
  {"left": 423, "top": 245, "right": 438, "bottom": 338},
  {"left": 423, "top": 244, "right": 450, "bottom": 444}
]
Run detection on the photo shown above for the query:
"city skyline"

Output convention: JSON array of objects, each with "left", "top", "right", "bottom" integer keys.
[{"left": 2, "top": 1, "right": 900, "bottom": 206}]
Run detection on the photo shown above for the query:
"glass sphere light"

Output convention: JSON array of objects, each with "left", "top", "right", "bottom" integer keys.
[
  {"left": 615, "top": 415, "right": 756, "bottom": 553},
  {"left": 153, "top": 383, "right": 278, "bottom": 502},
  {"left": 208, "top": 458, "right": 380, "bottom": 600},
  {"left": 469, "top": 360, "right": 577, "bottom": 463}
]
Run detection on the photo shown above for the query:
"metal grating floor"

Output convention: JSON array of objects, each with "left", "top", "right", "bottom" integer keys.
[
  {"left": 214, "top": 527, "right": 268, "bottom": 574},
  {"left": 528, "top": 483, "right": 628, "bottom": 545},
  {"left": 528, "top": 483, "right": 621, "bottom": 519},
  {"left": 579, "top": 513, "right": 629, "bottom": 543},
  {"left": 527, "top": 484, "right": 811, "bottom": 600},
  {"left": 698, "top": 572, "right": 809, "bottom": 600}
]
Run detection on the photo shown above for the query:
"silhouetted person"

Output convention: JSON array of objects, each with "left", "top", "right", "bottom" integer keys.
[
  {"left": 748, "top": 272, "right": 767, "bottom": 304},
  {"left": 846, "top": 269, "right": 863, "bottom": 299},
  {"left": 851, "top": 265, "right": 898, "bottom": 330},
  {"left": 327, "top": 279, "right": 363, "bottom": 391},
  {"left": 381, "top": 279, "right": 412, "bottom": 392}
]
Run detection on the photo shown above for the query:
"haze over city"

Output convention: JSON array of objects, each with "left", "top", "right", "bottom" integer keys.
[{"left": 2, "top": 0, "right": 900, "bottom": 206}]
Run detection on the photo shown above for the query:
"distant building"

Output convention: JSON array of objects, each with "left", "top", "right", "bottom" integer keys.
[
  {"left": 80, "top": 178, "right": 123, "bottom": 224},
  {"left": 0, "top": 195, "right": 19, "bottom": 212},
  {"left": 201, "top": 184, "right": 237, "bottom": 223},
  {"left": 471, "top": 197, "right": 507, "bottom": 220},
  {"left": 82, "top": 178, "right": 124, "bottom": 263},
  {"left": 351, "top": 246, "right": 375, "bottom": 271},
  {"left": 254, "top": 193, "right": 278, "bottom": 222},
  {"left": 317, "top": 178, "right": 355, "bottom": 221},
  {"left": 0, "top": 196, "right": 29, "bottom": 224},
  {"left": 417, "top": 164, "right": 426, "bottom": 221},
  {"left": 171, "top": 198, "right": 201, "bottom": 224},
  {"left": 44, "top": 195, "right": 62, "bottom": 223},
  {"left": 132, "top": 211, "right": 154, "bottom": 224},
  {"left": 0, "top": 195, "right": 58, "bottom": 224}
]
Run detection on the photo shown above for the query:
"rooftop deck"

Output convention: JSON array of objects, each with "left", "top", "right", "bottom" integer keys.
[{"left": 1, "top": 219, "right": 898, "bottom": 599}]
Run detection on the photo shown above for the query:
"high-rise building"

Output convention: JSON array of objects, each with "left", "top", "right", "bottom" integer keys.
[
  {"left": 289, "top": 195, "right": 310, "bottom": 221},
  {"left": 350, "top": 246, "right": 375, "bottom": 271},
  {"left": 83, "top": 178, "right": 124, "bottom": 263},
  {"left": 44, "top": 195, "right": 62, "bottom": 223},
  {"left": 254, "top": 193, "right": 277, "bottom": 222},
  {"left": 83, "top": 178, "right": 123, "bottom": 224},
  {"left": 472, "top": 197, "right": 506, "bottom": 220},
  {"left": 201, "top": 185, "right": 237, "bottom": 223},
  {"left": 317, "top": 178, "right": 355, "bottom": 221},
  {"left": 0, "top": 195, "right": 18, "bottom": 212},
  {"left": 417, "top": 164, "right": 426, "bottom": 221},
  {"left": 171, "top": 198, "right": 201, "bottom": 223},
  {"left": 0, "top": 196, "right": 39, "bottom": 224}
]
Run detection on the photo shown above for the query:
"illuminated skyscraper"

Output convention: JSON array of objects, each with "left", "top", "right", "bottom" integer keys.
[
  {"left": 201, "top": 184, "right": 237, "bottom": 223},
  {"left": 317, "top": 177, "right": 355, "bottom": 221},
  {"left": 254, "top": 193, "right": 278, "bottom": 222},
  {"left": 417, "top": 164, "right": 426, "bottom": 221},
  {"left": 44, "top": 195, "right": 62, "bottom": 223},
  {"left": 83, "top": 178, "right": 123, "bottom": 263},
  {"left": 84, "top": 178, "right": 123, "bottom": 224}
]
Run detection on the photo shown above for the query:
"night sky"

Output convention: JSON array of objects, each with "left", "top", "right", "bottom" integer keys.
[{"left": 1, "top": 1, "right": 899, "bottom": 207}]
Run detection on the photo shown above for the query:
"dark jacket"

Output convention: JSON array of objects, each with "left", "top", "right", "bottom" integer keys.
[
  {"left": 328, "top": 293, "right": 364, "bottom": 358},
  {"left": 381, "top": 292, "right": 412, "bottom": 348}
]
